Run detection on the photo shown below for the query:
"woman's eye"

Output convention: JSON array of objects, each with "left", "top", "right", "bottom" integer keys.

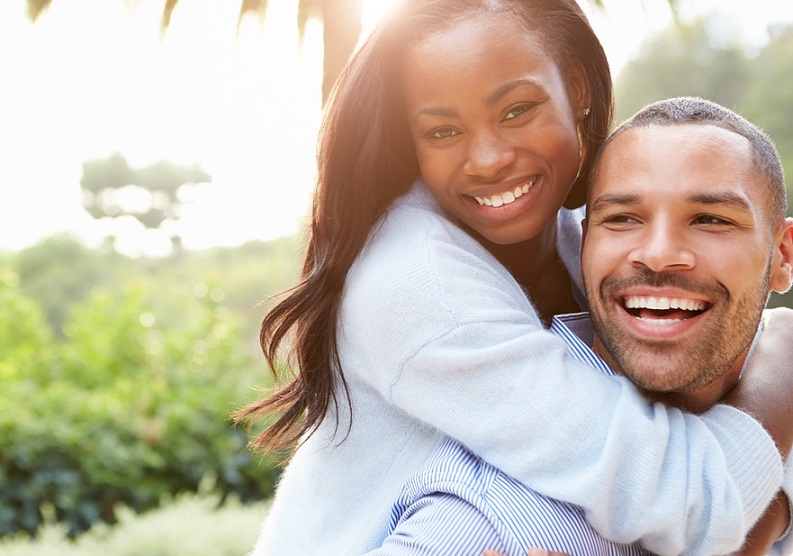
[
  {"left": 427, "top": 127, "right": 458, "bottom": 139},
  {"left": 504, "top": 103, "right": 533, "bottom": 121}
]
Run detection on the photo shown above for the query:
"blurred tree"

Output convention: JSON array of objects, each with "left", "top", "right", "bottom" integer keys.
[
  {"left": 613, "top": 21, "right": 793, "bottom": 214},
  {"left": 80, "top": 152, "right": 211, "bottom": 253},
  {"left": 15, "top": 235, "right": 135, "bottom": 336},
  {"left": 744, "top": 24, "right": 793, "bottom": 310},
  {"left": 742, "top": 25, "right": 793, "bottom": 187},
  {"left": 0, "top": 269, "right": 53, "bottom": 382},
  {"left": 27, "top": 0, "right": 679, "bottom": 105},
  {"left": 614, "top": 17, "right": 752, "bottom": 122}
]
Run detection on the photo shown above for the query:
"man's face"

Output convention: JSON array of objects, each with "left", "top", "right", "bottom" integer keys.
[{"left": 581, "top": 124, "right": 792, "bottom": 408}]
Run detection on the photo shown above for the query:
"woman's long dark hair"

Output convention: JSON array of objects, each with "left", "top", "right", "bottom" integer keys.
[{"left": 236, "top": 0, "right": 613, "bottom": 454}]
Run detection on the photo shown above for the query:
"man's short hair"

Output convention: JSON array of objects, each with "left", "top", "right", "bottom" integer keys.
[{"left": 590, "top": 97, "right": 787, "bottom": 224}]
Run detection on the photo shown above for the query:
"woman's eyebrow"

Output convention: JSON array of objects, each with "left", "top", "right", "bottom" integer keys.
[
  {"left": 413, "top": 106, "right": 458, "bottom": 122},
  {"left": 486, "top": 78, "right": 540, "bottom": 106}
]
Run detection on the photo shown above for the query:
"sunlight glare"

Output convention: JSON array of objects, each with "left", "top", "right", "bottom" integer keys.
[{"left": 361, "top": 0, "right": 403, "bottom": 36}]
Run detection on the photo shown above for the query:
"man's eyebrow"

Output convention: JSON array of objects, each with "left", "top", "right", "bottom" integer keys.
[
  {"left": 688, "top": 191, "right": 752, "bottom": 212},
  {"left": 589, "top": 193, "right": 640, "bottom": 213}
]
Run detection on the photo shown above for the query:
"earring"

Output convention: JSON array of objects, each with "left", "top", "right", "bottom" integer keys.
[{"left": 583, "top": 107, "right": 591, "bottom": 117}]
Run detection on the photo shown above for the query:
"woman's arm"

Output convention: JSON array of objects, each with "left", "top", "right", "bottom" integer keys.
[
  {"left": 723, "top": 308, "right": 793, "bottom": 554},
  {"left": 345, "top": 207, "right": 788, "bottom": 555},
  {"left": 724, "top": 307, "right": 793, "bottom": 460},
  {"left": 737, "top": 491, "right": 790, "bottom": 556}
]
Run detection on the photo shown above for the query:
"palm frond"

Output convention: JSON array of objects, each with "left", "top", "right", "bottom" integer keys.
[
  {"left": 298, "top": 0, "right": 320, "bottom": 42},
  {"left": 238, "top": 0, "right": 269, "bottom": 33},
  {"left": 27, "top": 0, "right": 53, "bottom": 21},
  {"left": 161, "top": 0, "right": 178, "bottom": 32}
]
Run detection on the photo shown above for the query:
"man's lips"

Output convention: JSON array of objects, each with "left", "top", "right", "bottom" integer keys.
[
  {"left": 622, "top": 294, "right": 710, "bottom": 324},
  {"left": 612, "top": 292, "right": 713, "bottom": 339}
]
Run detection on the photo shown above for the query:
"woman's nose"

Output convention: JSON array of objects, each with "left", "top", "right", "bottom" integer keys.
[{"left": 463, "top": 130, "right": 516, "bottom": 179}]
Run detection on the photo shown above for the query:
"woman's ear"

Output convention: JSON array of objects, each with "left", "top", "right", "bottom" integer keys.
[
  {"left": 769, "top": 217, "right": 793, "bottom": 294},
  {"left": 562, "top": 61, "right": 592, "bottom": 210},
  {"left": 568, "top": 60, "right": 591, "bottom": 123}
]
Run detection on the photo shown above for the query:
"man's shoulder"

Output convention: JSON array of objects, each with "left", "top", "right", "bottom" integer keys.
[
  {"left": 392, "top": 437, "right": 651, "bottom": 555},
  {"left": 398, "top": 437, "right": 499, "bottom": 501},
  {"left": 396, "top": 437, "right": 555, "bottom": 518}
]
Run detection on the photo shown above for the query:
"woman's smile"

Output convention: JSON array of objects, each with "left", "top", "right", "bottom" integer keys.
[{"left": 472, "top": 176, "right": 537, "bottom": 207}]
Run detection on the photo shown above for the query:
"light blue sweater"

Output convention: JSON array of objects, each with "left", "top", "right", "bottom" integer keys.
[{"left": 251, "top": 180, "right": 783, "bottom": 556}]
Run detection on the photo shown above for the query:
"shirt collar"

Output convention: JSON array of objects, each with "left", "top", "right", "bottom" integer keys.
[
  {"left": 550, "top": 312, "right": 615, "bottom": 377},
  {"left": 550, "top": 311, "right": 763, "bottom": 382}
]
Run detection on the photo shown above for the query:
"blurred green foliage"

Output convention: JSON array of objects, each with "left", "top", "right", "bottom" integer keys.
[
  {"left": 0, "top": 234, "right": 301, "bottom": 538},
  {"left": 614, "top": 21, "right": 793, "bottom": 217},
  {"left": 0, "top": 491, "right": 269, "bottom": 556}
]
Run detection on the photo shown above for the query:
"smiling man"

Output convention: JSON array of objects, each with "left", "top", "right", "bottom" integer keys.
[
  {"left": 367, "top": 97, "right": 793, "bottom": 556},
  {"left": 582, "top": 98, "right": 793, "bottom": 415}
]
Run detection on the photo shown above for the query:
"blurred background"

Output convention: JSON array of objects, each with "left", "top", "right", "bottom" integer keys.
[{"left": 1, "top": 0, "right": 791, "bottom": 554}]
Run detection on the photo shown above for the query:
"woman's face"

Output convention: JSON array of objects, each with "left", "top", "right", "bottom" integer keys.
[{"left": 403, "top": 13, "right": 589, "bottom": 245}]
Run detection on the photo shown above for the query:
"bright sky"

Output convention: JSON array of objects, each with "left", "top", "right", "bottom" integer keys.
[{"left": 0, "top": 0, "right": 791, "bottom": 256}]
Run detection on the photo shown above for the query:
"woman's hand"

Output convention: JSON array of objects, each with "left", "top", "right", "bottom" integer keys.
[
  {"left": 722, "top": 308, "right": 793, "bottom": 553},
  {"left": 723, "top": 307, "right": 793, "bottom": 459},
  {"left": 734, "top": 490, "right": 791, "bottom": 555}
]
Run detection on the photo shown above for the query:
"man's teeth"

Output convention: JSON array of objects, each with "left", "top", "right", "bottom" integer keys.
[
  {"left": 636, "top": 317, "right": 683, "bottom": 325},
  {"left": 624, "top": 296, "right": 707, "bottom": 311},
  {"left": 474, "top": 180, "right": 535, "bottom": 207}
]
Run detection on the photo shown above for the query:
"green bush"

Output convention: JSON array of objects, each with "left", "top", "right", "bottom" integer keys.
[
  {"left": 0, "top": 275, "right": 280, "bottom": 538},
  {"left": 0, "top": 491, "right": 270, "bottom": 556}
]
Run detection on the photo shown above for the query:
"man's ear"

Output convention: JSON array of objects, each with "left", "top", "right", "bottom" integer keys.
[
  {"left": 578, "top": 218, "right": 589, "bottom": 290},
  {"left": 769, "top": 217, "right": 793, "bottom": 294}
]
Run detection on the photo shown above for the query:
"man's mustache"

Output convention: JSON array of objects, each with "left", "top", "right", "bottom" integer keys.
[{"left": 599, "top": 269, "right": 729, "bottom": 301}]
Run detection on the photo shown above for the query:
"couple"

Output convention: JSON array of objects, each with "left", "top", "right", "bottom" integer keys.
[
  {"left": 241, "top": 0, "right": 793, "bottom": 554},
  {"left": 366, "top": 96, "right": 793, "bottom": 555}
]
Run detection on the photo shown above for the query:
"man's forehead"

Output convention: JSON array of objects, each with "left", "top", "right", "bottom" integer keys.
[
  {"left": 602, "top": 123, "right": 752, "bottom": 161},
  {"left": 590, "top": 124, "right": 757, "bottom": 202}
]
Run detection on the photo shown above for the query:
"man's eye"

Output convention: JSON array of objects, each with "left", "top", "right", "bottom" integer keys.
[
  {"left": 427, "top": 127, "right": 458, "bottom": 139},
  {"left": 694, "top": 214, "right": 731, "bottom": 225},
  {"left": 603, "top": 214, "right": 639, "bottom": 225}
]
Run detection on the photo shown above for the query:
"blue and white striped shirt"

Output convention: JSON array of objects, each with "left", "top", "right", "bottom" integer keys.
[{"left": 367, "top": 313, "right": 651, "bottom": 556}]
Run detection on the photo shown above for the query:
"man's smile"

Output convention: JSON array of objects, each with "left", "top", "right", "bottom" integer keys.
[{"left": 621, "top": 295, "right": 710, "bottom": 325}]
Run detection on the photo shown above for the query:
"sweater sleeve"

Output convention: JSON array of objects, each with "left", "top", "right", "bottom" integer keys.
[
  {"left": 768, "top": 455, "right": 793, "bottom": 556},
  {"left": 340, "top": 206, "right": 783, "bottom": 556}
]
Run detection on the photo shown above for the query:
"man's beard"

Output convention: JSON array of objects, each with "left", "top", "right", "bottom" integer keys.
[{"left": 584, "top": 267, "right": 770, "bottom": 394}]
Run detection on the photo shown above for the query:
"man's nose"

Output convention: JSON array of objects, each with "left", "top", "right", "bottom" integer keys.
[
  {"left": 463, "top": 130, "right": 516, "bottom": 179},
  {"left": 628, "top": 222, "right": 695, "bottom": 272}
]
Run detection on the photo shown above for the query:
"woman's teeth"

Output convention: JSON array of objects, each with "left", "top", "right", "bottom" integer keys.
[{"left": 474, "top": 180, "right": 535, "bottom": 207}]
